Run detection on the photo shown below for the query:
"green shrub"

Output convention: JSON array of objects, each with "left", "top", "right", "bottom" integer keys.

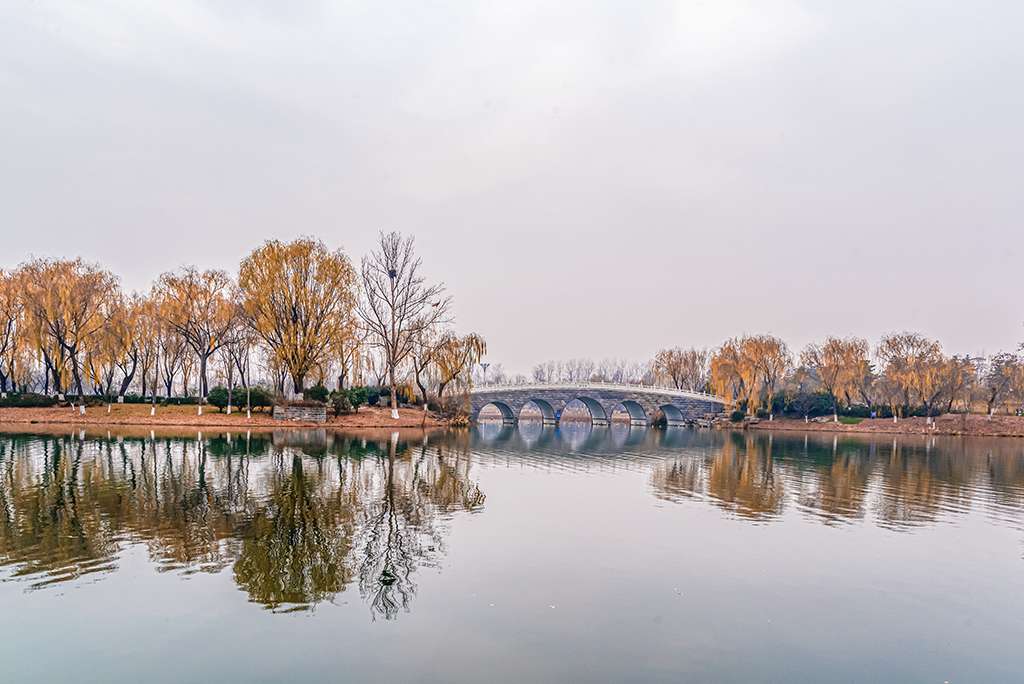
[
  {"left": 330, "top": 390, "right": 353, "bottom": 417},
  {"left": 247, "top": 387, "right": 273, "bottom": 410},
  {"left": 304, "top": 384, "right": 329, "bottom": 403},
  {"left": 157, "top": 396, "right": 200, "bottom": 406},
  {"left": 347, "top": 386, "right": 368, "bottom": 412},
  {"left": 729, "top": 410, "right": 746, "bottom": 423},
  {"left": 755, "top": 408, "right": 770, "bottom": 419},
  {"left": 207, "top": 386, "right": 230, "bottom": 411},
  {"left": 0, "top": 393, "right": 59, "bottom": 408},
  {"left": 842, "top": 405, "right": 874, "bottom": 418},
  {"left": 366, "top": 388, "right": 381, "bottom": 407}
]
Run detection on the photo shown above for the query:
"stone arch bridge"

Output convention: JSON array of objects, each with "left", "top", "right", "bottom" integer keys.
[{"left": 469, "top": 382, "right": 726, "bottom": 427}]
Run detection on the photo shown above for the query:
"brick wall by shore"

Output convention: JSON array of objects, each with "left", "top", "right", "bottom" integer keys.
[{"left": 272, "top": 404, "right": 327, "bottom": 423}]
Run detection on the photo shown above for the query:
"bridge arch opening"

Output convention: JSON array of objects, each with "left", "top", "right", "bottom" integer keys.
[
  {"left": 610, "top": 400, "right": 648, "bottom": 425},
  {"left": 658, "top": 404, "right": 687, "bottom": 427},
  {"left": 477, "top": 401, "right": 516, "bottom": 424},
  {"left": 519, "top": 398, "right": 558, "bottom": 424},
  {"left": 560, "top": 397, "right": 609, "bottom": 426}
]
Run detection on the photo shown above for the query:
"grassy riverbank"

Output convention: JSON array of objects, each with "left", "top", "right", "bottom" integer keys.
[
  {"left": 0, "top": 404, "right": 445, "bottom": 430},
  {"left": 748, "top": 414, "right": 1024, "bottom": 438}
]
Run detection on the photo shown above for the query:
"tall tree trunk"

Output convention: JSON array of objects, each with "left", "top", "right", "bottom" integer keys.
[
  {"left": 199, "top": 354, "right": 209, "bottom": 399},
  {"left": 70, "top": 352, "right": 85, "bottom": 400},
  {"left": 118, "top": 359, "right": 137, "bottom": 397},
  {"left": 389, "top": 367, "right": 399, "bottom": 420}
]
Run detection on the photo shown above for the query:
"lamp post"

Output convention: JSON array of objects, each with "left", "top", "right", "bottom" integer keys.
[{"left": 480, "top": 362, "right": 490, "bottom": 386}]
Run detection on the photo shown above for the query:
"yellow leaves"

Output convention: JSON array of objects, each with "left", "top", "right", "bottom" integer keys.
[
  {"left": 433, "top": 332, "right": 487, "bottom": 397},
  {"left": 800, "top": 336, "right": 870, "bottom": 405},
  {"left": 238, "top": 238, "right": 357, "bottom": 390},
  {"left": 876, "top": 332, "right": 945, "bottom": 407},
  {"left": 18, "top": 258, "right": 118, "bottom": 349},
  {"left": 154, "top": 266, "right": 235, "bottom": 355},
  {"left": 709, "top": 336, "right": 792, "bottom": 410}
]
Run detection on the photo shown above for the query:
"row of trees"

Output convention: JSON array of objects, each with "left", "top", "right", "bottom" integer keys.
[
  {"left": 0, "top": 233, "right": 485, "bottom": 419},
  {"left": 524, "top": 333, "right": 1023, "bottom": 422},
  {"left": 703, "top": 333, "right": 1022, "bottom": 421}
]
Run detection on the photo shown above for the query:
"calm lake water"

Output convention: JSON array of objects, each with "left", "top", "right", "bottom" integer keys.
[{"left": 2, "top": 424, "right": 1024, "bottom": 682}]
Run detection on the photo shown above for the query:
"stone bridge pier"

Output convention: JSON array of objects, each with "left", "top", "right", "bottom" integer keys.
[{"left": 469, "top": 383, "right": 726, "bottom": 427}]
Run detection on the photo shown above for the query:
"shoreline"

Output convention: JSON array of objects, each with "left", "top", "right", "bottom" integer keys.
[
  {"left": 745, "top": 414, "right": 1024, "bottom": 439},
  {"left": 0, "top": 405, "right": 446, "bottom": 432}
]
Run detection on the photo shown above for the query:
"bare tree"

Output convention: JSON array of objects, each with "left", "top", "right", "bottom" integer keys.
[
  {"left": 358, "top": 232, "right": 451, "bottom": 420},
  {"left": 653, "top": 347, "right": 710, "bottom": 392},
  {"left": 983, "top": 352, "right": 1020, "bottom": 416}
]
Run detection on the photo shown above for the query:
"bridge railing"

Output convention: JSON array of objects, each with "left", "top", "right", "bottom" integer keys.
[{"left": 469, "top": 380, "right": 725, "bottom": 403}]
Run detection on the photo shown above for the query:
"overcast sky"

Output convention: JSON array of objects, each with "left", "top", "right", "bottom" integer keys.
[{"left": 2, "top": 1, "right": 1021, "bottom": 374}]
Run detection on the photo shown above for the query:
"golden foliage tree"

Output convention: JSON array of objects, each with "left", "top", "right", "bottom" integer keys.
[
  {"left": 17, "top": 258, "right": 117, "bottom": 400},
  {"left": 0, "top": 270, "right": 25, "bottom": 393},
  {"left": 746, "top": 335, "right": 792, "bottom": 419},
  {"left": 710, "top": 335, "right": 790, "bottom": 414},
  {"left": 434, "top": 332, "right": 487, "bottom": 404},
  {"left": 801, "top": 337, "right": 869, "bottom": 421},
  {"left": 238, "top": 238, "right": 357, "bottom": 394},
  {"left": 710, "top": 339, "right": 747, "bottom": 406},
  {"left": 876, "top": 332, "right": 943, "bottom": 419},
  {"left": 155, "top": 267, "right": 235, "bottom": 405}
]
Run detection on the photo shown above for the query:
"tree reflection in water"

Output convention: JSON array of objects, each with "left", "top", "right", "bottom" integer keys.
[
  {"left": 649, "top": 431, "right": 1024, "bottom": 529},
  {"left": 3, "top": 428, "right": 1024, "bottom": 619},
  {"left": 0, "top": 430, "right": 485, "bottom": 618}
]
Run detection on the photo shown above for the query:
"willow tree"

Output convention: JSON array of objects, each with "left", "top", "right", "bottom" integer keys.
[
  {"left": 0, "top": 270, "right": 24, "bottom": 394},
  {"left": 238, "top": 238, "right": 357, "bottom": 394},
  {"left": 358, "top": 232, "right": 451, "bottom": 420},
  {"left": 747, "top": 335, "right": 792, "bottom": 420},
  {"left": 801, "top": 336, "right": 868, "bottom": 422},
  {"left": 709, "top": 339, "right": 747, "bottom": 406},
  {"left": 105, "top": 293, "right": 144, "bottom": 400},
  {"left": 876, "top": 332, "right": 943, "bottom": 420},
  {"left": 434, "top": 332, "right": 486, "bottom": 406},
  {"left": 18, "top": 258, "right": 117, "bottom": 404},
  {"left": 135, "top": 296, "right": 161, "bottom": 401},
  {"left": 155, "top": 267, "right": 235, "bottom": 412},
  {"left": 157, "top": 317, "right": 186, "bottom": 398}
]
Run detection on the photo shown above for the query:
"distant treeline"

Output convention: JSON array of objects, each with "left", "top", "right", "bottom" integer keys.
[{"left": 524, "top": 334, "right": 1023, "bottom": 420}]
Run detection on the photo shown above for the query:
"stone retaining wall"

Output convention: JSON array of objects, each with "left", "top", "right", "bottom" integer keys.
[{"left": 272, "top": 404, "right": 328, "bottom": 423}]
